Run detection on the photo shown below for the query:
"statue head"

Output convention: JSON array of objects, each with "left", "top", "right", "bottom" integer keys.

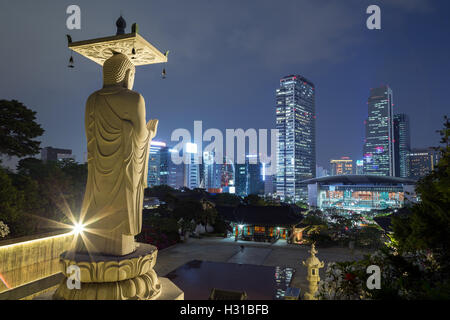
[{"left": 103, "top": 52, "right": 135, "bottom": 89}]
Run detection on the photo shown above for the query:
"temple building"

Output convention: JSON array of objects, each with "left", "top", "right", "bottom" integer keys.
[{"left": 216, "top": 205, "right": 305, "bottom": 243}]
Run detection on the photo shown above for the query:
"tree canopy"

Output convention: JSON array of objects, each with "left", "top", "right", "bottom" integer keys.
[
  {"left": 392, "top": 116, "right": 450, "bottom": 266},
  {"left": 0, "top": 100, "right": 44, "bottom": 157}
]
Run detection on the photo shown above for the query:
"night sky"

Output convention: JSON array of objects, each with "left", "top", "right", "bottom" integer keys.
[{"left": 1, "top": 0, "right": 449, "bottom": 170}]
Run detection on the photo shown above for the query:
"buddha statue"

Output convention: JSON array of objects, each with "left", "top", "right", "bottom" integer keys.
[{"left": 76, "top": 52, "right": 158, "bottom": 256}]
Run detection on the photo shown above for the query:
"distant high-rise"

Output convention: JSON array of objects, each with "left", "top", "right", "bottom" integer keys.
[
  {"left": 247, "top": 155, "right": 264, "bottom": 195},
  {"left": 363, "top": 85, "right": 395, "bottom": 176},
  {"left": 41, "top": 146, "right": 73, "bottom": 162},
  {"left": 220, "top": 156, "right": 235, "bottom": 193},
  {"left": 202, "top": 151, "right": 221, "bottom": 191},
  {"left": 159, "top": 145, "right": 171, "bottom": 186},
  {"left": 235, "top": 163, "right": 248, "bottom": 196},
  {"left": 355, "top": 160, "right": 364, "bottom": 175},
  {"left": 394, "top": 114, "right": 411, "bottom": 178},
  {"left": 234, "top": 155, "right": 265, "bottom": 196},
  {"left": 276, "top": 75, "right": 316, "bottom": 202},
  {"left": 316, "top": 165, "right": 329, "bottom": 178},
  {"left": 330, "top": 157, "right": 353, "bottom": 176},
  {"left": 184, "top": 143, "right": 200, "bottom": 189},
  {"left": 407, "top": 148, "right": 438, "bottom": 180},
  {"left": 147, "top": 141, "right": 166, "bottom": 187},
  {"left": 264, "top": 174, "right": 275, "bottom": 196}
]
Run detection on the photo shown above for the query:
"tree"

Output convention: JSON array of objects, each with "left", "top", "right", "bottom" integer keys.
[
  {"left": 200, "top": 207, "right": 218, "bottom": 233},
  {"left": 0, "top": 100, "right": 44, "bottom": 157},
  {"left": 211, "top": 192, "right": 242, "bottom": 207},
  {"left": 243, "top": 194, "right": 266, "bottom": 206},
  {"left": 296, "top": 201, "right": 309, "bottom": 209},
  {"left": 0, "top": 168, "right": 23, "bottom": 226},
  {"left": 392, "top": 116, "right": 450, "bottom": 269},
  {"left": 173, "top": 199, "right": 204, "bottom": 224}
]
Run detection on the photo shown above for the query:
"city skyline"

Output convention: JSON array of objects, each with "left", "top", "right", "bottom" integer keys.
[{"left": 1, "top": 1, "right": 448, "bottom": 171}]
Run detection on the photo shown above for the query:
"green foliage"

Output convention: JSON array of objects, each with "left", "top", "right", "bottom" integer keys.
[
  {"left": 0, "top": 158, "right": 87, "bottom": 238},
  {"left": 303, "top": 209, "right": 326, "bottom": 225},
  {"left": 212, "top": 214, "right": 230, "bottom": 235},
  {"left": 0, "top": 100, "right": 44, "bottom": 157},
  {"left": 392, "top": 116, "right": 450, "bottom": 271},
  {"left": 173, "top": 199, "right": 204, "bottom": 221},
  {"left": 144, "top": 185, "right": 178, "bottom": 204},
  {"left": 0, "top": 168, "right": 23, "bottom": 224},
  {"left": 295, "top": 201, "right": 308, "bottom": 209}
]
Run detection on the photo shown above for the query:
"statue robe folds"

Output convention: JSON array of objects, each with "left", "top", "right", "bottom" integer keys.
[{"left": 79, "top": 87, "right": 157, "bottom": 255}]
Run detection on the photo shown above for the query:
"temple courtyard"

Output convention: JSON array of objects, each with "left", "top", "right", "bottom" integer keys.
[{"left": 154, "top": 237, "right": 372, "bottom": 298}]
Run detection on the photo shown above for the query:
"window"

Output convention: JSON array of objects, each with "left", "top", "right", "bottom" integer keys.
[{"left": 254, "top": 226, "right": 265, "bottom": 233}]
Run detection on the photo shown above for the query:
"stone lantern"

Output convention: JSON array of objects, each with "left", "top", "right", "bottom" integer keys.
[{"left": 302, "top": 243, "right": 324, "bottom": 300}]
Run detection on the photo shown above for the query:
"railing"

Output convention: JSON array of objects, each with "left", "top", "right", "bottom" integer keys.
[{"left": 0, "top": 231, "right": 74, "bottom": 299}]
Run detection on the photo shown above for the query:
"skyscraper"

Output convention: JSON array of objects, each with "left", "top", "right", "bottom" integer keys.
[
  {"left": 355, "top": 160, "right": 364, "bottom": 175},
  {"left": 147, "top": 141, "right": 166, "bottom": 187},
  {"left": 159, "top": 145, "right": 171, "bottom": 186},
  {"left": 202, "top": 151, "right": 221, "bottom": 191},
  {"left": 330, "top": 157, "right": 353, "bottom": 175},
  {"left": 363, "top": 85, "right": 395, "bottom": 176},
  {"left": 235, "top": 163, "right": 248, "bottom": 196},
  {"left": 184, "top": 142, "right": 200, "bottom": 189},
  {"left": 247, "top": 155, "right": 264, "bottom": 195},
  {"left": 393, "top": 113, "right": 411, "bottom": 178},
  {"left": 276, "top": 75, "right": 316, "bottom": 202}
]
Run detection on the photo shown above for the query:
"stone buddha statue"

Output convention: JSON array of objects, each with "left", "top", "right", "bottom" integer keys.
[{"left": 76, "top": 52, "right": 158, "bottom": 256}]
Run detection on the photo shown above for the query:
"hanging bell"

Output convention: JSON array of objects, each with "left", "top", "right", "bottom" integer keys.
[
  {"left": 68, "top": 56, "right": 74, "bottom": 68},
  {"left": 162, "top": 68, "right": 166, "bottom": 79}
]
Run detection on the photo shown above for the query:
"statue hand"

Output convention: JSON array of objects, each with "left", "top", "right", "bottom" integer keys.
[{"left": 147, "top": 119, "right": 159, "bottom": 139}]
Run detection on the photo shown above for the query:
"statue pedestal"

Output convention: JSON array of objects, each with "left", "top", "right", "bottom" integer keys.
[{"left": 53, "top": 243, "right": 182, "bottom": 300}]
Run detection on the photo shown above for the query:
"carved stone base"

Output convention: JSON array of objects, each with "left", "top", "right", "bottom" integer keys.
[{"left": 53, "top": 243, "right": 163, "bottom": 300}]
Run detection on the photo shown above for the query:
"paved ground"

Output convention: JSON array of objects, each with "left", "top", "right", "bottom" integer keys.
[{"left": 154, "top": 237, "right": 372, "bottom": 294}]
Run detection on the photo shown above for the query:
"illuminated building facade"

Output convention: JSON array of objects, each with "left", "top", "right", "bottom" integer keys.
[
  {"left": 394, "top": 113, "right": 411, "bottom": 178},
  {"left": 247, "top": 155, "right": 264, "bottom": 195},
  {"left": 407, "top": 148, "right": 439, "bottom": 180},
  {"left": 363, "top": 85, "right": 395, "bottom": 176},
  {"left": 184, "top": 142, "right": 200, "bottom": 189},
  {"left": 202, "top": 151, "right": 221, "bottom": 191},
  {"left": 330, "top": 157, "right": 353, "bottom": 175},
  {"left": 276, "top": 75, "right": 316, "bottom": 202},
  {"left": 220, "top": 157, "right": 235, "bottom": 193},
  {"left": 235, "top": 155, "right": 265, "bottom": 196},
  {"left": 316, "top": 165, "right": 329, "bottom": 178},
  {"left": 41, "top": 146, "right": 73, "bottom": 162},
  {"left": 147, "top": 141, "right": 166, "bottom": 187},
  {"left": 235, "top": 163, "right": 248, "bottom": 196},
  {"left": 355, "top": 160, "right": 364, "bottom": 175},
  {"left": 303, "top": 175, "right": 416, "bottom": 212}
]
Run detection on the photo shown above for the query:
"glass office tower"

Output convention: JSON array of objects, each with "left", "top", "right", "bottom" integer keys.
[
  {"left": 363, "top": 85, "right": 395, "bottom": 176},
  {"left": 394, "top": 113, "right": 411, "bottom": 178},
  {"left": 276, "top": 75, "right": 316, "bottom": 202},
  {"left": 147, "top": 141, "right": 166, "bottom": 187}
]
